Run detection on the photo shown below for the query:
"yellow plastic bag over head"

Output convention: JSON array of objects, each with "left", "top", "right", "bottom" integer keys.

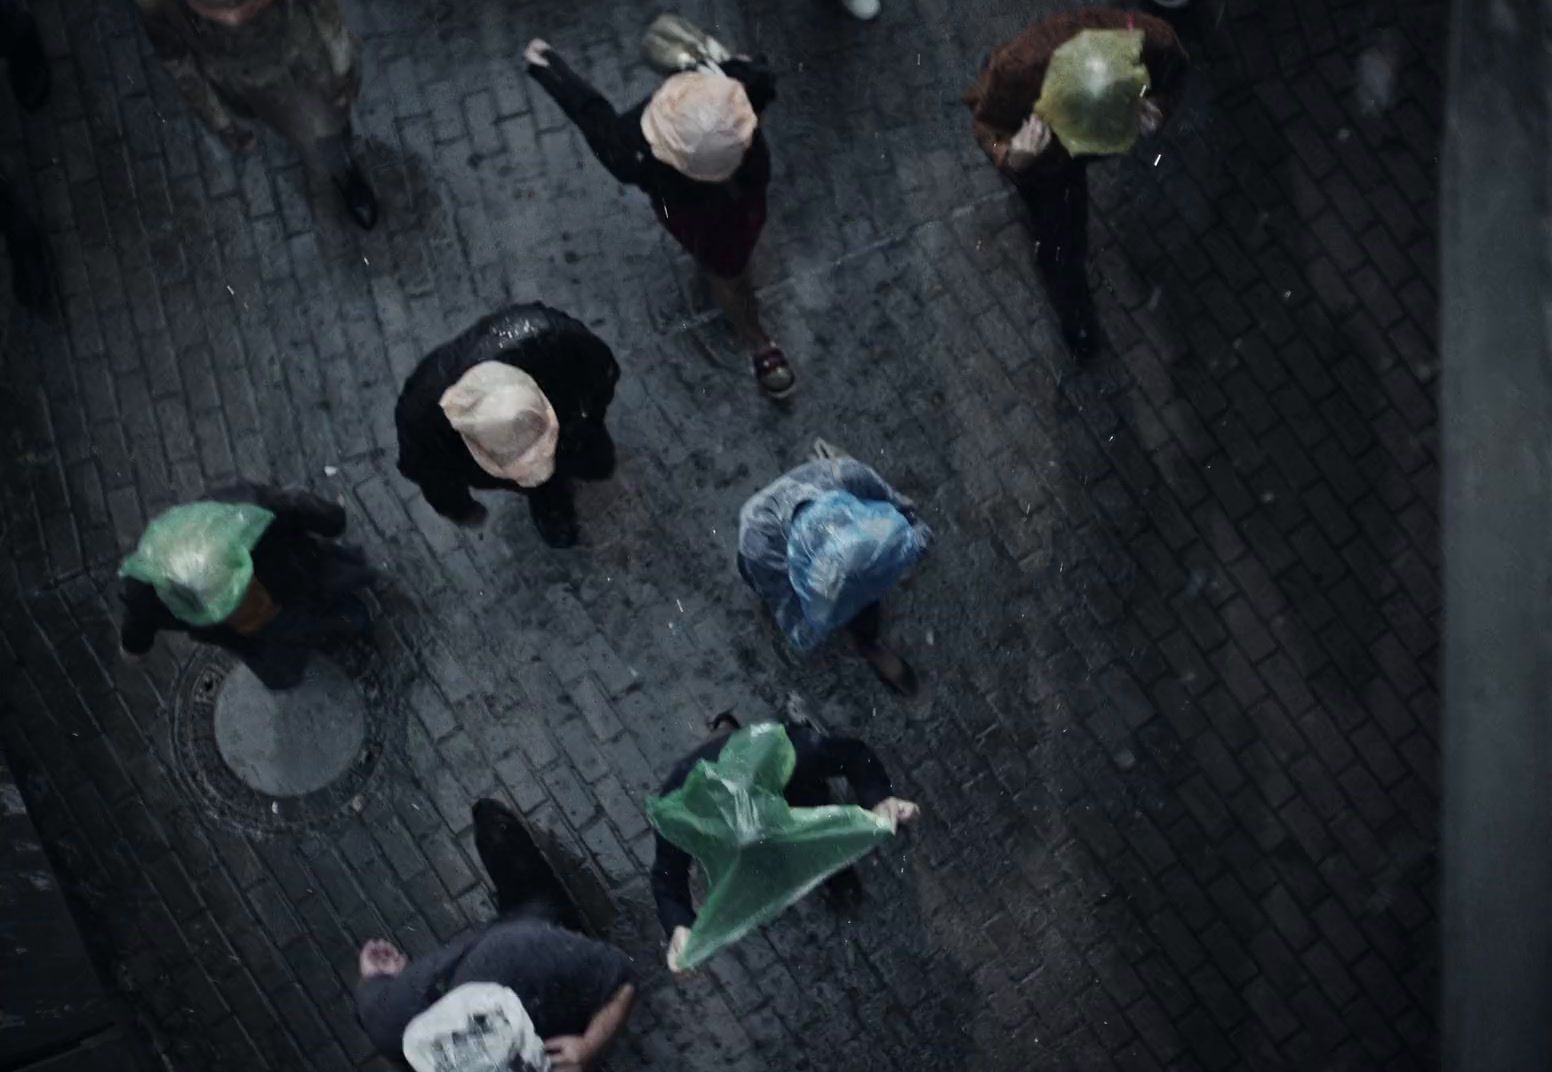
[{"left": 1034, "top": 28, "right": 1151, "bottom": 157}]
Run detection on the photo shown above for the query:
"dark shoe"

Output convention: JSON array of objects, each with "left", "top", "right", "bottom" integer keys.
[
  {"left": 753, "top": 344, "right": 796, "bottom": 400},
  {"left": 707, "top": 710, "right": 741, "bottom": 737},
  {"left": 450, "top": 502, "right": 488, "bottom": 529},
  {"left": 9, "top": 222, "right": 50, "bottom": 312},
  {"left": 334, "top": 164, "right": 379, "bottom": 231},
  {"left": 326, "top": 594, "right": 372, "bottom": 642},
  {"left": 1059, "top": 307, "right": 1100, "bottom": 364},
  {"left": 860, "top": 642, "right": 918, "bottom": 697},
  {"left": 821, "top": 867, "right": 865, "bottom": 918},
  {"left": 530, "top": 497, "right": 579, "bottom": 549},
  {"left": 8, "top": 16, "right": 50, "bottom": 112}
]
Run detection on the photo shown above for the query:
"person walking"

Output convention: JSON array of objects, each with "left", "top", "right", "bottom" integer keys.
[
  {"left": 738, "top": 447, "right": 931, "bottom": 694},
  {"left": 118, "top": 482, "right": 372, "bottom": 690},
  {"left": 357, "top": 798, "right": 637, "bottom": 1072},
  {"left": 133, "top": 0, "right": 379, "bottom": 229},
  {"left": 523, "top": 32, "right": 795, "bottom": 401},
  {"left": 2, "top": 0, "right": 50, "bottom": 311},
  {"left": 964, "top": 8, "right": 1188, "bottom": 360},
  {"left": 394, "top": 303, "right": 620, "bottom": 549},
  {"left": 652, "top": 713, "right": 920, "bottom": 973}
]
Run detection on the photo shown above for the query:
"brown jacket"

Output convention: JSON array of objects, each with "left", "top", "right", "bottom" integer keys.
[{"left": 964, "top": 8, "right": 1188, "bottom": 174}]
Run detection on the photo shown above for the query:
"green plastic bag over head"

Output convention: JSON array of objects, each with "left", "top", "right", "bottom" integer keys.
[
  {"left": 1034, "top": 28, "right": 1151, "bottom": 157},
  {"left": 119, "top": 501, "right": 275, "bottom": 627},
  {"left": 646, "top": 723, "right": 894, "bottom": 969}
]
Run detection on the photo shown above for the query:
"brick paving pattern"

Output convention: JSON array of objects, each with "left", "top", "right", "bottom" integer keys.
[{"left": 0, "top": 0, "right": 1442, "bottom": 1069}]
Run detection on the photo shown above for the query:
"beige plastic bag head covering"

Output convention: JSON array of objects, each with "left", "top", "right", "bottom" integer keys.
[
  {"left": 640, "top": 69, "right": 757, "bottom": 182},
  {"left": 439, "top": 362, "right": 559, "bottom": 488},
  {"left": 401, "top": 983, "right": 549, "bottom": 1072}
]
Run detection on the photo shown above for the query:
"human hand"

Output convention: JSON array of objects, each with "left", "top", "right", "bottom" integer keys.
[
  {"left": 544, "top": 1035, "right": 593, "bottom": 1072},
  {"left": 871, "top": 797, "right": 921, "bottom": 832},
  {"left": 220, "top": 123, "right": 257, "bottom": 154},
  {"left": 667, "top": 926, "right": 693, "bottom": 975},
  {"left": 1005, "top": 113, "right": 1052, "bottom": 169},
  {"left": 1138, "top": 97, "right": 1164, "bottom": 137},
  {"left": 357, "top": 939, "right": 407, "bottom": 980},
  {"left": 524, "top": 38, "right": 552, "bottom": 68}
]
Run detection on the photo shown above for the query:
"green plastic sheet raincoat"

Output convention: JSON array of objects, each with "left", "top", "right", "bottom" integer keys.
[{"left": 647, "top": 724, "right": 894, "bottom": 968}]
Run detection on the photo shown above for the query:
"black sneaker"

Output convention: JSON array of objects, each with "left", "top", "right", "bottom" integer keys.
[
  {"left": 9, "top": 221, "right": 50, "bottom": 312},
  {"left": 334, "top": 163, "right": 379, "bottom": 231},
  {"left": 8, "top": 15, "right": 50, "bottom": 112},
  {"left": 530, "top": 497, "right": 579, "bottom": 549},
  {"left": 1060, "top": 311, "right": 1099, "bottom": 364}
]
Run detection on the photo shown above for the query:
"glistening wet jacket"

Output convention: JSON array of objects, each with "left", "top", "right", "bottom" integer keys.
[
  {"left": 394, "top": 303, "right": 620, "bottom": 519},
  {"left": 736, "top": 459, "right": 931, "bottom": 653}
]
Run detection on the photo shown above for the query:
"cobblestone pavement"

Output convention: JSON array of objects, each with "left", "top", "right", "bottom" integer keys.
[{"left": 0, "top": 0, "right": 1443, "bottom": 1068}]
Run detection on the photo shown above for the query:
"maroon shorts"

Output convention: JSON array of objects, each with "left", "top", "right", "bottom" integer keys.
[{"left": 655, "top": 186, "right": 768, "bottom": 279}]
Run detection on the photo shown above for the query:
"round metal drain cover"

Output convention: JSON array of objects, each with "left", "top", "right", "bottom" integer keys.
[
  {"left": 214, "top": 661, "right": 366, "bottom": 797},
  {"left": 172, "top": 642, "right": 404, "bottom": 835}
]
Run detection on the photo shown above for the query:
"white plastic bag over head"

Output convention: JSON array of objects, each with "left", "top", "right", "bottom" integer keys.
[
  {"left": 640, "top": 70, "right": 757, "bottom": 182},
  {"left": 439, "top": 362, "right": 560, "bottom": 488},
  {"left": 401, "top": 983, "right": 550, "bottom": 1072}
]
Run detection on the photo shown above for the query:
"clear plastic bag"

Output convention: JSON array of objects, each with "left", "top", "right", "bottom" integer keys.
[
  {"left": 641, "top": 13, "right": 732, "bottom": 75},
  {"left": 119, "top": 501, "right": 275, "bottom": 626},
  {"left": 647, "top": 724, "right": 893, "bottom": 969},
  {"left": 786, "top": 490, "right": 926, "bottom": 638},
  {"left": 1034, "top": 28, "right": 1151, "bottom": 156},
  {"left": 401, "top": 983, "right": 549, "bottom": 1072}
]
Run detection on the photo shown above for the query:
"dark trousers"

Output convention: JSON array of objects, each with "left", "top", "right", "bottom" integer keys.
[
  {"left": 237, "top": 593, "right": 370, "bottom": 690},
  {"left": 1015, "top": 159, "right": 1093, "bottom": 327},
  {"left": 845, "top": 601, "right": 883, "bottom": 645},
  {"left": 473, "top": 799, "right": 584, "bottom": 932}
]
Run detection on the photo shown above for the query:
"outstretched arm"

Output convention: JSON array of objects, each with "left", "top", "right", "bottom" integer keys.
[
  {"left": 525, "top": 41, "right": 645, "bottom": 186},
  {"left": 796, "top": 728, "right": 895, "bottom": 809},
  {"left": 119, "top": 579, "right": 170, "bottom": 656},
  {"left": 544, "top": 982, "right": 635, "bottom": 1072},
  {"left": 248, "top": 485, "right": 347, "bottom": 538}
]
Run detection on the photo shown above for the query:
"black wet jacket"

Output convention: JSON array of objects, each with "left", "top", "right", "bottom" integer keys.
[
  {"left": 649, "top": 721, "right": 894, "bottom": 935},
  {"left": 528, "top": 53, "right": 776, "bottom": 214},
  {"left": 118, "top": 482, "right": 350, "bottom": 656},
  {"left": 394, "top": 303, "right": 620, "bottom": 518}
]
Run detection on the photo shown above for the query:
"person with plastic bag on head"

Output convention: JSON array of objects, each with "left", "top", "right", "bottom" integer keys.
[
  {"left": 131, "top": 0, "right": 379, "bottom": 229},
  {"left": 523, "top": 18, "right": 796, "bottom": 401},
  {"left": 395, "top": 303, "right": 620, "bottom": 549},
  {"left": 651, "top": 715, "right": 921, "bottom": 974},
  {"left": 737, "top": 450, "right": 931, "bottom": 695},
  {"left": 118, "top": 482, "right": 372, "bottom": 690},
  {"left": 358, "top": 798, "right": 636, "bottom": 1072},
  {"left": 964, "top": 9, "right": 1188, "bottom": 362}
]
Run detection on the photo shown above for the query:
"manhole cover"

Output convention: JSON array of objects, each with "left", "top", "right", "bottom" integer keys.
[
  {"left": 171, "top": 636, "right": 408, "bottom": 835},
  {"left": 214, "top": 660, "right": 366, "bottom": 797}
]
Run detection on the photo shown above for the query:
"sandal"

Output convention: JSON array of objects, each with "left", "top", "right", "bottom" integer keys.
[{"left": 752, "top": 345, "right": 797, "bottom": 400}]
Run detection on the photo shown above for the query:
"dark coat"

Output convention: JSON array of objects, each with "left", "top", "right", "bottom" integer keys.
[
  {"left": 394, "top": 303, "right": 620, "bottom": 519},
  {"left": 118, "top": 482, "right": 364, "bottom": 657},
  {"left": 529, "top": 54, "right": 776, "bottom": 278},
  {"left": 964, "top": 8, "right": 1188, "bottom": 174}
]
